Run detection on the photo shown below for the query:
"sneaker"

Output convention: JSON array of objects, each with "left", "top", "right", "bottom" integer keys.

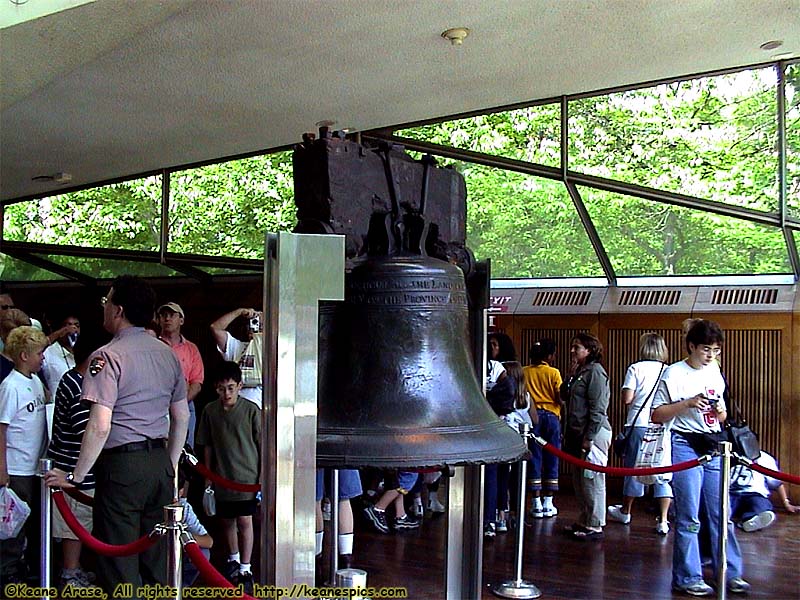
[
  {"left": 673, "top": 581, "right": 714, "bottom": 596},
  {"left": 741, "top": 510, "right": 775, "bottom": 532},
  {"left": 394, "top": 514, "right": 420, "bottom": 530},
  {"left": 656, "top": 519, "right": 670, "bottom": 535},
  {"left": 412, "top": 501, "right": 424, "bottom": 518},
  {"left": 484, "top": 522, "right": 496, "bottom": 537},
  {"left": 364, "top": 505, "right": 390, "bottom": 533},
  {"left": 60, "top": 570, "right": 94, "bottom": 589},
  {"left": 542, "top": 505, "right": 558, "bottom": 518},
  {"left": 224, "top": 560, "right": 240, "bottom": 583},
  {"left": 428, "top": 497, "right": 446, "bottom": 513},
  {"left": 728, "top": 578, "right": 751, "bottom": 594},
  {"left": 237, "top": 571, "right": 254, "bottom": 596},
  {"left": 607, "top": 505, "right": 631, "bottom": 524},
  {"left": 496, "top": 518, "right": 508, "bottom": 533},
  {"left": 530, "top": 507, "right": 545, "bottom": 519}
]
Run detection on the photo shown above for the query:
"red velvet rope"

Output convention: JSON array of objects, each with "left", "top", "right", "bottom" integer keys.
[
  {"left": 189, "top": 460, "right": 260, "bottom": 492},
  {"left": 183, "top": 541, "right": 257, "bottom": 600},
  {"left": 748, "top": 461, "right": 800, "bottom": 486},
  {"left": 539, "top": 442, "right": 704, "bottom": 476},
  {"left": 65, "top": 487, "right": 95, "bottom": 506},
  {"left": 52, "top": 491, "right": 160, "bottom": 557}
]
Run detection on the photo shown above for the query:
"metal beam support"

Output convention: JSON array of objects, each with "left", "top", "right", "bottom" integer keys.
[
  {"left": 777, "top": 63, "right": 800, "bottom": 280},
  {"left": 2, "top": 250, "right": 96, "bottom": 285},
  {"left": 565, "top": 181, "right": 616, "bottom": 285},
  {"left": 260, "top": 232, "right": 345, "bottom": 587}
]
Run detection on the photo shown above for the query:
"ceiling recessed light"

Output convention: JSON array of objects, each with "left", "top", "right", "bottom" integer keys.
[
  {"left": 760, "top": 40, "right": 783, "bottom": 51},
  {"left": 441, "top": 27, "right": 470, "bottom": 46}
]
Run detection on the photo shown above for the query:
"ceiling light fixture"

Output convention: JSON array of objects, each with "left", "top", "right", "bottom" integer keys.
[
  {"left": 441, "top": 27, "right": 470, "bottom": 46},
  {"left": 31, "top": 172, "right": 72, "bottom": 184},
  {"left": 772, "top": 52, "right": 794, "bottom": 60},
  {"left": 760, "top": 40, "right": 783, "bottom": 51}
]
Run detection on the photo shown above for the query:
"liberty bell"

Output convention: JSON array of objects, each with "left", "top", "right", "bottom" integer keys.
[{"left": 294, "top": 131, "right": 528, "bottom": 468}]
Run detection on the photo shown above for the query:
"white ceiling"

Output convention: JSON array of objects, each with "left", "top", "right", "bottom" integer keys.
[{"left": 2, "top": 0, "right": 799, "bottom": 202}]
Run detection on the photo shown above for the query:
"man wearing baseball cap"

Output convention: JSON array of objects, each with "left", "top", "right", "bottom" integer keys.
[{"left": 158, "top": 302, "right": 204, "bottom": 447}]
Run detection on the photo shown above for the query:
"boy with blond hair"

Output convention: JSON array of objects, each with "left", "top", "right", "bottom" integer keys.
[{"left": 0, "top": 326, "right": 49, "bottom": 585}]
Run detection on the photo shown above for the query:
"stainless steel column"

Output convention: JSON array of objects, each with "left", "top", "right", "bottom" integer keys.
[
  {"left": 717, "top": 441, "right": 732, "bottom": 600},
  {"left": 445, "top": 465, "right": 484, "bottom": 600},
  {"left": 261, "top": 232, "right": 345, "bottom": 587},
  {"left": 164, "top": 502, "right": 184, "bottom": 600},
  {"left": 39, "top": 458, "right": 52, "bottom": 600}
]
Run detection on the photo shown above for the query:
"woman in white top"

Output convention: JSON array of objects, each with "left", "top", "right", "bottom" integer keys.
[
  {"left": 651, "top": 319, "right": 749, "bottom": 597},
  {"left": 607, "top": 333, "right": 671, "bottom": 533}
]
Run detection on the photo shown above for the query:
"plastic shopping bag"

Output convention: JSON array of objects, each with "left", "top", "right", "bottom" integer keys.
[
  {"left": 634, "top": 423, "right": 672, "bottom": 486},
  {"left": 0, "top": 486, "right": 31, "bottom": 540},
  {"left": 202, "top": 486, "right": 216, "bottom": 517}
]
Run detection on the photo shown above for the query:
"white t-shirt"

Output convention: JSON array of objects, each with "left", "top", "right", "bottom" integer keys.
[
  {"left": 622, "top": 360, "right": 665, "bottom": 427},
  {"left": 730, "top": 451, "right": 780, "bottom": 498},
  {"left": 0, "top": 370, "right": 49, "bottom": 475},
  {"left": 43, "top": 342, "right": 76, "bottom": 402},
  {"left": 486, "top": 360, "right": 505, "bottom": 390},
  {"left": 652, "top": 359, "right": 726, "bottom": 434},
  {"left": 220, "top": 332, "right": 262, "bottom": 407}
]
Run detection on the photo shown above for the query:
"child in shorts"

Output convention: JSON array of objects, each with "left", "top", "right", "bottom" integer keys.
[
  {"left": 196, "top": 361, "right": 260, "bottom": 595},
  {"left": 363, "top": 471, "right": 420, "bottom": 533}
]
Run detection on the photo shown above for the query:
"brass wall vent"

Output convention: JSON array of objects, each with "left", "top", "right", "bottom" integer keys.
[
  {"left": 532, "top": 290, "right": 592, "bottom": 307},
  {"left": 711, "top": 288, "right": 778, "bottom": 305},
  {"left": 618, "top": 289, "right": 682, "bottom": 306}
]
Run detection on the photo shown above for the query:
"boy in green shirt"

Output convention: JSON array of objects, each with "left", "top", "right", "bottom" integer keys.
[{"left": 196, "top": 361, "right": 260, "bottom": 595}]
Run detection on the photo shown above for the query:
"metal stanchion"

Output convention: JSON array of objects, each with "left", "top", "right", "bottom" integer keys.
[
  {"left": 716, "top": 441, "right": 732, "bottom": 600},
  {"left": 164, "top": 503, "right": 185, "bottom": 600},
  {"left": 40, "top": 458, "right": 52, "bottom": 600},
  {"left": 492, "top": 423, "right": 541, "bottom": 599},
  {"left": 329, "top": 469, "right": 339, "bottom": 585}
]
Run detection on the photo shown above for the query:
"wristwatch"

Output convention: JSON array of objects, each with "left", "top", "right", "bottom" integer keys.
[{"left": 65, "top": 472, "right": 84, "bottom": 489}]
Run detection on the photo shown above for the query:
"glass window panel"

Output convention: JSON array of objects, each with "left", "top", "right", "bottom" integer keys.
[
  {"left": 570, "top": 68, "right": 779, "bottom": 212},
  {"left": 395, "top": 103, "right": 561, "bottom": 168},
  {"left": 195, "top": 266, "right": 261, "bottom": 275},
  {"left": 0, "top": 253, "right": 67, "bottom": 281},
  {"left": 787, "top": 62, "right": 800, "bottom": 220},
  {"left": 437, "top": 159, "right": 602, "bottom": 278},
  {"left": 3, "top": 176, "right": 161, "bottom": 250},
  {"left": 32, "top": 254, "right": 181, "bottom": 279},
  {"left": 578, "top": 186, "right": 791, "bottom": 276},
  {"left": 168, "top": 152, "right": 296, "bottom": 259}
]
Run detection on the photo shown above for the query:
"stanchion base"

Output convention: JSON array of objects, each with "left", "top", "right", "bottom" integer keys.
[{"left": 492, "top": 579, "right": 542, "bottom": 599}]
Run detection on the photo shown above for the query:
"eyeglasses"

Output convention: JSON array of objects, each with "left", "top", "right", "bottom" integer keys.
[
  {"left": 0, "top": 305, "right": 13, "bottom": 310},
  {"left": 699, "top": 346, "right": 722, "bottom": 356}
]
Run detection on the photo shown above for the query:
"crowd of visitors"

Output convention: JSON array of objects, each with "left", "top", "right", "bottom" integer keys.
[{"left": 0, "top": 283, "right": 795, "bottom": 598}]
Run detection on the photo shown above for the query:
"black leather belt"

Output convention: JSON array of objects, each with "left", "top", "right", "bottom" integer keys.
[{"left": 103, "top": 438, "right": 167, "bottom": 455}]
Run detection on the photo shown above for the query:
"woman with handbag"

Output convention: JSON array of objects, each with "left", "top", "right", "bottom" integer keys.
[
  {"left": 651, "top": 319, "right": 750, "bottom": 597},
  {"left": 563, "top": 333, "right": 611, "bottom": 541},
  {"left": 607, "top": 333, "right": 671, "bottom": 533}
]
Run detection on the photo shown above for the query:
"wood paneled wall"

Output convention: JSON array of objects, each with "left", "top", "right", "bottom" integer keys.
[{"left": 497, "top": 312, "right": 798, "bottom": 493}]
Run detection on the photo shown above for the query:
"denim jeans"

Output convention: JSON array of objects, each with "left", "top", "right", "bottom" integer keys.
[
  {"left": 529, "top": 410, "right": 560, "bottom": 493},
  {"left": 671, "top": 432, "right": 743, "bottom": 588},
  {"left": 622, "top": 426, "right": 673, "bottom": 499}
]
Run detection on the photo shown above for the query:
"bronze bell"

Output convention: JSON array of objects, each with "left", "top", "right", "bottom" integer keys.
[{"left": 316, "top": 253, "right": 529, "bottom": 468}]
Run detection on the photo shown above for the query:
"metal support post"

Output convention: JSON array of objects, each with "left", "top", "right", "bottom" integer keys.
[
  {"left": 164, "top": 503, "right": 185, "bottom": 600},
  {"left": 492, "top": 424, "right": 541, "bottom": 599},
  {"left": 329, "top": 469, "right": 339, "bottom": 585},
  {"left": 717, "top": 441, "right": 732, "bottom": 600},
  {"left": 39, "top": 458, "right": 52, "bottom": 599}
]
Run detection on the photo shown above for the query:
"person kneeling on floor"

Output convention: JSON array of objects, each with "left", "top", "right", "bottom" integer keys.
[{"left": 731, "top": 450, "right": 799, "bottom": 532}]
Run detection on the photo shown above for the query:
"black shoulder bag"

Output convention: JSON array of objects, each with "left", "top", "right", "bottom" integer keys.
[
  {"left": 612, "top": 362, "right": 664, "bottom": 459},
  {"left": 721, "top": 373, "right": 761, "bottom": 460}
]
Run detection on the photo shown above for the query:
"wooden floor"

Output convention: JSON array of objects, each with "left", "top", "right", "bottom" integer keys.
[{"left": 345, "top": 492, "right": 800, "bottom": 600}]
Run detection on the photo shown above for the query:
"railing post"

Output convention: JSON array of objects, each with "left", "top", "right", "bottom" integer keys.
[
  {"left": 164, "top": 503, "right": 185, "bottom": 600},
  {"left": 39, "top": 458, "right": 52, "bottom": 600},
  {"left": 717, "top": 441, "right": 732, "bottom": 600},
  {"left": 328, "top": 469, "right": 339, "bottom": 585}
]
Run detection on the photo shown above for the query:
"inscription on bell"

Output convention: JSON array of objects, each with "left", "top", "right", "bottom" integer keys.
[
  {"left": 352, "top": 277, "right": 465, "bottom": 292},
  {"left": 349, "top": 291, "right": 468, "bottom": 306}
]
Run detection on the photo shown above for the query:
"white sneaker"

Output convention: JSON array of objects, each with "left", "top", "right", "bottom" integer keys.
[
  {"left": 530, "top": 507, "right": 545, "bottom": 519},
  {"left": 542, "top": 505, "right": 558, "bottom": 517},
  {"left": 607, "top": 505, "right": 631, "bottom": 524},
  {"left": 741, "top": 510, "right": 775, "bottom": 532},
  {"left": 656, "top": 519, "right": 670, "bottom": 535},
  {"left": 428, "top": 497, "right": 446, "bottom": 513},
  {"left": 727, "top": 577, "right": 751, "bottom": 594},
  {"left": 674, "top": 581, "right": 714, "bottom": 596}
]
